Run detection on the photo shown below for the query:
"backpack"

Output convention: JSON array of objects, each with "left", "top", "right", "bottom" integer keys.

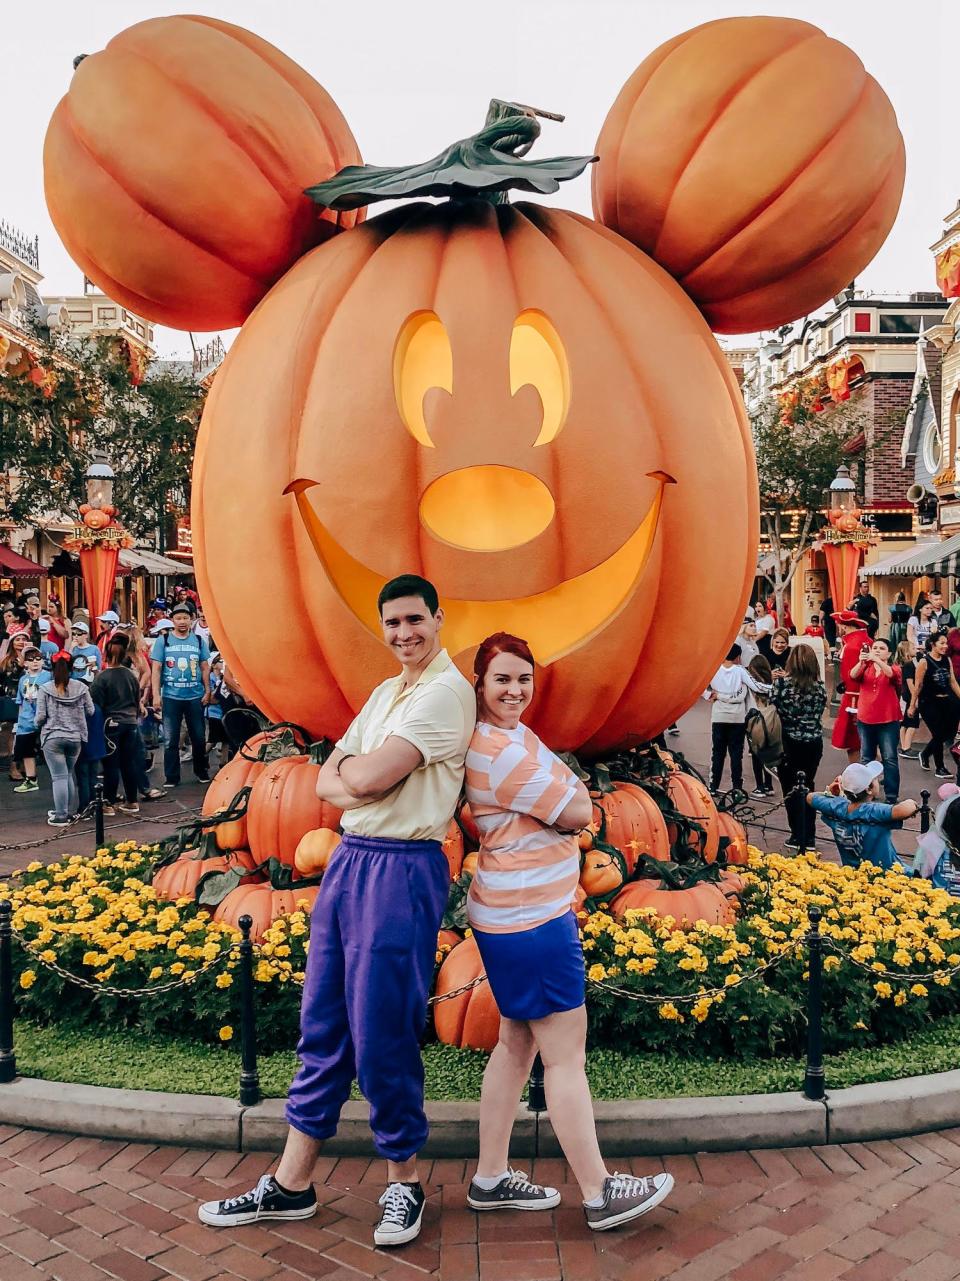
[{"left": 745, "top": 702, "right": 783, "bottom": 765}]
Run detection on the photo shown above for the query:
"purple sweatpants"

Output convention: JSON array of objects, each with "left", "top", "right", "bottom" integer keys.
[{"left": 286, "top": 832, "right": 450, "bottom": 1161}]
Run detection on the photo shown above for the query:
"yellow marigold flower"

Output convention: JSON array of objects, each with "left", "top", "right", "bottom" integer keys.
[
  {"left": 216, "top": 972, "right": 233, "bottom": 989},
  {"left": 19, "top": 970, "right": 36, "bottom": 989},
  {"left": 170, "top": 962, "right": 185, "bottom": 975},
  {"left": 823, "top": 956, "right": 840, "bottom": 973},
  {"left": 894, "top": 991, "right": 907, "bottom": 1006},
  {"left": 874, "top": 981, "right": 892, "bottom": 999},
  {"left": 658, "top": 1002, "right": 680, "bottom": 1021},
  {"left": 587, "top": 964, "right": 607, "bottom": 983},
  {"left": 724, "top": 974, "right": 741, "bottom": 987},
  {"left": 26, "top": 862, "right": 42, "bottom": 873},
  {"left": 38, "top": 949, "right": 56, "bottom": 963},
  {"left": 625, "top": 958, "right": 642, "bottom": 973},
  {"left": 691, "top": 998, "right": 712, "bottom": 1023},
  {"left": 148, "top": 967, "right": 163, "bottom": 981},
  {"left": 910, "top": 983, "right": 928, "bottom": 998},
  {"left": 219, "top": 1025, "right": 234, "bottom": 1041}
]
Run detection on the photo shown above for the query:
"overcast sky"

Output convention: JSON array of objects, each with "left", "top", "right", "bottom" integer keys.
[{"left": 5, "top": 0, "right": 956, "bottom": 358}]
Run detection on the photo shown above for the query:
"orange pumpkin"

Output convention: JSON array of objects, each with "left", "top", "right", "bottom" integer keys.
[
  {"left": 152, "top": 847, "right": 260, "bottom": 903},
  {"left": 579, "top": 848, "right": 625, "bottom": 898},
  {"left": 433, "top": 936, "right": 500, "bottom": 1052},
  {"left": 43, "top": 15, "right": 363, "bottom": 331},
  {"left": 594, "top": 781, "right": 671, "bottom": 872},
  {"left": 246, "top": 755, "right": 342, "bottom": 866},
  {"left": 457, "top": 802, "right": 480, "bottom": 847},
  {"left": 202, "top": 735, "right": 278, "bottom": 850},
  {"left": 461, "top": 851, "right": 478, "bottom": 880},
  {"left": 213, "top": 882, "right": 320, "bottom": 941},
  {"left": 593, "top": 17, "right": 905, "bottom": 334},
  {"left": 193, "top": 198, "right": 756, "bottom": 754},
  {"left": 718, "top": 869, "right": 747, "bottom": 901},
  {"left": 610, "top": 879, "right": 734, "bottom": 929},
  {"left": 82, "top": 509, "right": 111, "bottom": 530},
  {"left": 665, "top": 773, "right": 720, "bottom": 862},
  {"left": 718, "top": 813, "right": 750, "bottom": 866},
  {"left": 293, "top": 827, "right": 340, "bottom": 877},
  {"left": 442, "top": 819, "right": 464, "bottom": 880}
]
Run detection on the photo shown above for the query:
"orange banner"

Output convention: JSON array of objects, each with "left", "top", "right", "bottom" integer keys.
[
  {"left": 936, "top": 245, "right": 960, "bottom": 299},
  {"left": 78, "top": 544, "right": 120, "bottom": 621}
]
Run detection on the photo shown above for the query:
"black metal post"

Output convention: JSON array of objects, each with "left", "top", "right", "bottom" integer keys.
[
  {"left": 0, "top": 902, "right": 17, "bottom": 1084},
  {"left": 237, "top": 915, "right": 260, "bottom": 1106},
  {"left": 794, "top": 772, "right": 807, "bottom": 856},
  {"left": 94, "top": 781, "right": 105, "bottom": 849},
  {"left": 527, "top": 1053, "right": 546, "bottom": 1114},
  {"left": 803, "top": 905, "right": 825, "bottom": 1102},
  {"left": 920, "top": 789, "right": 931, "bottom": 835}
]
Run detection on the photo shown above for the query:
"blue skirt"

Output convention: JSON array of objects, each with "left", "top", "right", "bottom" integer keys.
[{"left": 472, "top": 911, "right": 585, "bottom": 1021}]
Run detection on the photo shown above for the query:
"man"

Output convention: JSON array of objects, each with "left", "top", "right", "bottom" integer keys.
[
  {"left": 830, "top": 610, "right": 871, "bottom": 763},
  {"left": 96, "top": 609, "right": 120, "bottom": 652},
  {"left": 151, "top": 601, "right": 210, "bottom": 787},
  {"left": 849, "top": 577, "right": 880, "bottom": 639},
  {"left": 928, "top": 590, "right": 956, "bottom": 632},
  {"left": 198, "top": 574, "right": 497, "bottom": 1249},
  {"left": 820, "top": 597, "right": 836, "bottom": 649}
]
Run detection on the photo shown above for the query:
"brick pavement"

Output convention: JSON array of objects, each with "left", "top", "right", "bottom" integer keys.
[{"left": 3, "top": 1125, "right": 960, "bottom": 1281}]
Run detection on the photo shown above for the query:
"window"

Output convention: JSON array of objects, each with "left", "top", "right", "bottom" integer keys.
[
  {"left": 879, "top": 314, "right": 925, "bottom": 334},
  {"left": 923, "top": 420, "right": 943, "bottom": 475},
  {"left": 854, "top": 312, "right": 872, "bottom": 333},
  {"left": 829, "top": 323, "right": 843, "bottom": 347}
]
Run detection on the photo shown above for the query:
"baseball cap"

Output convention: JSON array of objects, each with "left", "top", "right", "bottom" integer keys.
[
  {"left": 70, "top": 621, "right": 90, "bottom": 634},
  {"left": 38, "top": 618, "right": 51, "bottom": 633},
  {"left": 840, "top": 761, "right": 883, "bottom": 796},
  {"left": 98, "top": 609, "right": 120, "bottom": 624},
  {"left": 151, "top": 618, "right": 175, "bottom": 633},
  {"left": 170, "top": 601, "right": 194, "bottom": 616}
]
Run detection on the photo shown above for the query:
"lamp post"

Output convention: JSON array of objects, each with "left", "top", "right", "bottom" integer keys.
[
  {"left": 822, "top": 464, "right": 870, "bottom": 613},
  {"left": 65, "top": 453, "right": 132, "bottom": 624}
]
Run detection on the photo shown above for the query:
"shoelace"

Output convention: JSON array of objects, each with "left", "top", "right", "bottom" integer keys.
[
  {"left": 607, "top": 1173, "right": 656, "bottom": 1201},
  {"left": 221, "top": 1174, "right": 272, "bottom": 1216},
  {"left": 504, "top": 1169, "right": 538, "bottom": 1193},
  {"left": 378, "top": 1182, "right": 418, "bottom": 1226}
]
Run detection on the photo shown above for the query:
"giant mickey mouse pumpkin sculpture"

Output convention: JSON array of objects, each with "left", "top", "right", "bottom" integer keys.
[{"left": 45, "top": 16, "right": 904, "bottom": 754}]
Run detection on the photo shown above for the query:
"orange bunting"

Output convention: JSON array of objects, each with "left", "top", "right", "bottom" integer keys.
[{"left": 936, "top": 246, "right": 960, "bottom": 299}]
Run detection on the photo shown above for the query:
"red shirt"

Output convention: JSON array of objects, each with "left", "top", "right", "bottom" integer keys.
[
  {"left": 803, "top": 625, "right": 825, "bottom": 638},
  {"left": 856, "top": 662, "right": 902, "bottom": 724}
]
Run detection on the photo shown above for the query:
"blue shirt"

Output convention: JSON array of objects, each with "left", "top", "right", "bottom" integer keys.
[
  {"left": 809, "top": 795, "right": 900, "bottom": 870},
  {"left": 16, "top": 669, "right": 53, "bottom": 733},
  {"left": 151, "top": 631, "right": 210, "bottom": 700},
  {"left": 40, "top": 640, "right": 58, "bottom": 671},
  {"left": 70, "top": 643, "right": 102, "bottom": 683}
]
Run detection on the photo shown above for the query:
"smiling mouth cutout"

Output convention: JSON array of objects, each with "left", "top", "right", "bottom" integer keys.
[{"left": 285, "top": 472, "right": 674, "bottom": 664}]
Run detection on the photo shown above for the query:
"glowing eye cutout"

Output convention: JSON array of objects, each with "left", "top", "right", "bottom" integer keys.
[
  {"left": 509, "top": 310, "right": 570, "bottom": 446},
  {"left": 393, "top": 311, "right": 452, "bottom": 448}
]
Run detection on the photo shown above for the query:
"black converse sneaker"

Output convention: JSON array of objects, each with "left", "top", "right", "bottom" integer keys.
[
  {"left": 584, "top": 1171, "right": 674, "bottom": 1231},
  {"left": 467, "top": 1168, "right": 561, "bottom": 1211},
  {"left": 374, "top": 1181, "right": 425, "bottom": 1247},
  {"left": 198, "top": 1174, "right": 317, "bottom": 1226}
]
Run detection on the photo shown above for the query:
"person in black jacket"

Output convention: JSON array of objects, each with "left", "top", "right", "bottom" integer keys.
[{"left": 91, "top": 634, "right": 145, "bottom": 815}]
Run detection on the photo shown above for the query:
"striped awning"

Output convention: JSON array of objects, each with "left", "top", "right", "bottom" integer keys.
[
  {"left": 862, "top": 543, "right": 939, "bottom": 577},
  {"left": 890, "top": 533, "right": 960, "bottom": 577}
]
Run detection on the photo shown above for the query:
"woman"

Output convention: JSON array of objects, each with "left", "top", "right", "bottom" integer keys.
[
  {"left": 889, "top": 593, "right": 912, "bottom": 652},
  {"left": 758, "top": 626, "right": 790, "bottom": 670},
  {"left": 465, "top": 633, "right": 674, "bottom": 1230},
  {"left": 91, "top": 634, "right": 145, "bottom": 815},
  {"left": 705, "top": 644, "right": 770, "bottom": 796},
  {"left": 896, "top": 639, "right": 919, "bottom": 757},
  {"left": 753, "top": 599, "right": 774, "bottom": 638},
  {"left": 850, "top": 637, "right": 901, "bottom": 803},
  {"left": 45, "top": 597, "right": 70, "bottom": 648},
  {"left": 746, "top": 653, "right": 776, "bottom": 798},
  {"left": 115, "top": 623, "right": 164, "bottom": 801},
  {"left": 907, "top": 599, "right": 936, "bottom": 653},
  {"left": 909, "top": 631, "right": 960, "bottom": 779},
  {"left": 34, "top": 651, "right": 94, "bottom": 826},
  {"left": 1, "top": 631, "right": 32, "bottom": 780},
  {"left": 772, "top": 643, "right": 827, "bottom": 851}
]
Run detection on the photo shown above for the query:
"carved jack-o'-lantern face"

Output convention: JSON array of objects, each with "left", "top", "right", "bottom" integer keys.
[{"left": 193, "top": 200, "right": 757, "bottom": 754}]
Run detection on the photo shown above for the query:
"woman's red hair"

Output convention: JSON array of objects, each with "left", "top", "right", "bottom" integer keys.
[{"left": 473, "top": 632, "right": 535, "bottom": 687}]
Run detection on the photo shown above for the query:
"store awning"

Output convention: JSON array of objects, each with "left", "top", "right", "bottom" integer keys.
[
  {"left": 0, "top": 545, "right": 48, "bottom": 577},
  {"left": 118, "top": 547, "right": 189, "bottom": 576},
  {"left": 890, "top": 533, "right": 960, "bottom": 577},
  {"left": 862, "top": 543, "right": 940, "bottom": 577}
]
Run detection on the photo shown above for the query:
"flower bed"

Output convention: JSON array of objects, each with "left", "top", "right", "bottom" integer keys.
[{"left": 4, "top": 843, "right": 960, "bottom": 1059}]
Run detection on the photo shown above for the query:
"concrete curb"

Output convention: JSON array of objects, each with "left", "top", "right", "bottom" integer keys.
[{"left": 2, "top": 1070, "right": 960, "bottom": 1154}]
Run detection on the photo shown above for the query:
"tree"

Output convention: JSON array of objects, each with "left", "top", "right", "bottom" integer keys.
[
  {"left": 752, "top": 386, "right": 866, "bottom": 619},
  {"left": 0, "top": 326, "right": 205, "bottom": 541}
]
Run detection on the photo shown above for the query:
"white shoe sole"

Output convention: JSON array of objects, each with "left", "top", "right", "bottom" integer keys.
[
  {"left": 373, "top": 1205, "right": 424, "bottom": 1247},
  {"left": 467, "top": 1189, "right": 562, "bottom": 1211},
  {"left": 587, "top": 1173, "right": 675, "bottom": 1232},
  {"left": 197, "top": 1202, "right": 316, "bottom": 1227}
]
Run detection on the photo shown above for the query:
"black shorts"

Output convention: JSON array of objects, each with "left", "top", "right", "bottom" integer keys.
[
  {"left": 206, "top": 718, "right": 226, "bottom": 745},
  {"left": 13, "top": 731, "right": 38, "bottom": 762}
]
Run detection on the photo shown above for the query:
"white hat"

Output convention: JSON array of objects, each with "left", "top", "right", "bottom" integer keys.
[
  {"left": 840, "top": 761, "right": 883, "bottom": 796},
  {"left": 38, "top": 618, "right": 51, "bottom": 633},
  {"left": 151, "top": 618, "right": 175, "bottom": 633},
  {"left": 98, "top": 609, "right": 120, "bottom": 624},
  {"left": 70, "top": 620, "right": 90, "bottom": 634}
]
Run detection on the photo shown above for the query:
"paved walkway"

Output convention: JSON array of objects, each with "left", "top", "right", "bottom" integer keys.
[{"left": 2, "top": 1125, "right": 960, "bottom": 1281}]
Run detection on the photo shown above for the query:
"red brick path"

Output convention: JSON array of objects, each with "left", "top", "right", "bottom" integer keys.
[{"left": 2, "top": 1127, "right": 960, "bottom": 1280}]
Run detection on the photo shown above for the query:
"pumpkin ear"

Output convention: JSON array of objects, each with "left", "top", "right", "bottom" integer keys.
[{"left": 591, "top": 16, "right": 904, "bottom": 334}]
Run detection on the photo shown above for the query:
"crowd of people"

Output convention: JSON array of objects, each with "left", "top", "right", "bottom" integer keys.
[{"left": 0, "top": 586, "right": 260, "bottom": 826}]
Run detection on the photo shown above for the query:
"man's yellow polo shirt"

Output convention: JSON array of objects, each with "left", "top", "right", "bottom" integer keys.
[{"left": 336, "top": 649, "right": 476, "bottom": 842}]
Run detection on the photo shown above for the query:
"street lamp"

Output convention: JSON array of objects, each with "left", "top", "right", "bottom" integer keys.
[
  {"left": 823, "top": 463, "right": 871, "bottom": 618},
  {"left": 85, "top": 454, "right": 114, "bottom": 510},
  {"left": 828, "top": 463, "right": 857, "bottom": 517}
]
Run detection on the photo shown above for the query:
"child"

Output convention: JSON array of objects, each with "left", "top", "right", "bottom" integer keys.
[
  {"left": 746, "top": 653, "right": 777, "bottom": 799},
  {"left": 895, "top": 639, "right": 919, "bottom": 758},
  {"left": 206, "top": 654, "right": 229, "bottom": 769},
  {"left": 13, "top": 647, "right": 52, "bottom": 793},
  {"left": 704, "top": 643, "right": 771, "bottom": 796},
  {"left": 914, "top": 784, "right": 960, "bottom": 891},
  {"left": 807, "top": 761, "right": 918, "bottom": 870},
  {"left": 803, "top": 615, "right": 825, "bottom": 638}
]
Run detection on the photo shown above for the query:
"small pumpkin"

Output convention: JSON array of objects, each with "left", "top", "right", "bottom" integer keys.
[
  {"left": 665, "top": 773, "right": 720, "bottom": 862},
  {"left": 610, "top": 879, "right": 734, "bottom": 928},
  {"left": 442, "top": 819, "right": 464, "bottom": 880},
  {"left": 461, "top": 851, "right": 478, "bottom": 880},
  {"left": 44, "top": 15, "right": 363, "bottom": 330},
  {"left": 579, "top": 847, "right": 626, "bottom": 899},
  {"left": 83, "top": 509, "right": 111, "bottom": 530},
  {"left": 293, "top": 827, "right": 340, "bottom": 877},
  {"left": 458, "top": 802, "right": 480, "bottom": 847},
  {"left": 152, "top": 846, "right": 260, "bottom": 903},
  {"left": 718, "top": 812, "right": 750, "bottom": 866},
  {"left": 433, "top": 936, "right": 500, "bottom": 1052},
  {"left": 213, "top": 881, "right": 321, "bottom": 942}
]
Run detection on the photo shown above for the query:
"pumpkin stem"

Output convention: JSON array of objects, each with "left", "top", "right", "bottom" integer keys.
[{"left": 305, "top": 100, "right": 596, "bottom": 212}]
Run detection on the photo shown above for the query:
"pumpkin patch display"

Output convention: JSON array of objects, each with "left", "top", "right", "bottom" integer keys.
[
  {"left": 43, "top": 15, "right": 363, "bottom": 331},
  {"left": 592, "top": 16, "right": 905, "bottom": 333}
]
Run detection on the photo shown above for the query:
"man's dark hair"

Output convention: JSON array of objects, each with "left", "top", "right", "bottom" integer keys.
[
  {"left": 725, "top": 643, "right": 742, "bottom": 662},
  {"left": 378, "top": 575, "right": 439, "bottom": 617}
]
